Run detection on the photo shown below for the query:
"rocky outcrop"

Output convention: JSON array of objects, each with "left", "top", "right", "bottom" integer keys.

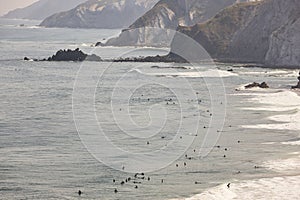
[
  {"left": 40, "top": 0, "right": 158, "bottom": 29},
  {"left": 2, "top": 0, "right": 86, "bottom": 20},
  {"left": 112, "top": 52, "right": 187, "bottom": 63},
  {"left": 172, "top": 0, "right": 300, "bottom": 67},
  {"left": 24, "top": 48, "right": 102, "bottom": 62},
  {"left": 48, "top": 48, "right": 88, "bottom": 61},
  {"left": 103, "top": 0, "right": 249, "bottom": 46},
  {"left": 244, "top": 82, "right": 269, "bottom": 89}
]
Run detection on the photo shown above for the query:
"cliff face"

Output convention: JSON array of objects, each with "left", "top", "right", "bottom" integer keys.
[
  {"left": 265, "top": 18, "right": 300, "bottom": 67},
  {"left": 2, "top": 0, "right": 86, "bottom": 20},
  {"left": 177, "top": 1, "right": 261, "bottom": 60},
  {"left": 104, "top": 0, "right": 248, "bottom": 46},
  {"left": 40, "top": 0, "right": 158, "bottom": 29},
  {"left": 174, "top": 0, "right": 300, "bottom": 67}
]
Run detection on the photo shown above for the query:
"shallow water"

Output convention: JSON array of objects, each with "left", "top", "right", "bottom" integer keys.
[{"left": 0, "top": 19, "right": 299, "bottom": 199}]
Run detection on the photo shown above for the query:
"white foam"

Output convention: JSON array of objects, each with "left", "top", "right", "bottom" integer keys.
[
  {"left": 134, "top": 69, "right": 238, "bottom": 78},
  {"left": 289, "top": 152, "right": 300, "bottom": 155},
  {"left": 243, "top": 122, "right": 300, "bottom": 131},
  {"left": 241, "top": 107, "right": 296, "bottom": 112},
  {"left": 172, "top": 176, "right": 300, "bottom": 200},
  {"left": 250, "top": 91, "right": 300, "bottom": 106},
  {"left": 263, "top": 156, "right": 300, "bottom": 173},
  {"left": 241, "top": 90, "right": 300, "bottom": 131},
  {"left": 269, "top": 111, "right": 299, "bottom": 122},
  {"left": 26, "top": 25, "right": 41, "bottom": 29},
  {"left": 261, "top": 142, "right": 276, "bottom": 145},
  {"left": 262, "top": 140, "right": 300, "bottom": 173},
  {"left": 282, "top": 141, "right": 300, "bottom": 146},
  {"left": 238, "top": 70, "right": 298, "bottom": 78},
  {"left": 81, "top": 43, "right": 90, "bottom": 47}
]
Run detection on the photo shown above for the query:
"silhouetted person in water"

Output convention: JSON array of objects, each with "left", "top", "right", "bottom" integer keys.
[
  {"left": 78, "top": 190, "right": 82, "bottom": 196},
  {"left": 227, "top": 183, "right": 231, "bottom": 188},
  {"left": 114, "top": 189, "right": 118, "bottom": 193}
]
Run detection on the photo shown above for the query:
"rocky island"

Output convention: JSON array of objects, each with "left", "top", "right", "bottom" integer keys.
[{"left": 24, "top": 48, "right": 102, "bottom": 62}]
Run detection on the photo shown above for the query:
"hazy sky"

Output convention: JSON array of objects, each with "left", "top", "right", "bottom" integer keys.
[{"left": 0, "top": 0, "right": 39, "bottom": 15}]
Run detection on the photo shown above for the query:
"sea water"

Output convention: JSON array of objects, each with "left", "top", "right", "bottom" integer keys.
[{"left": 0, "top": 19, "right": 299, "bottom": 199}]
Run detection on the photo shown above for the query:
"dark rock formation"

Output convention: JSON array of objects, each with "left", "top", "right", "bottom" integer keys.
[
  {"left": 24, "top": 48, "right": 102, "bottom": 62},
  {"left": 112, "top": 52, "right": 187, "bottom": 63},
  {"left": 244, "top": 82, "right": 269, "bottom": 89},
  {"left": 292, "top": 72, "right": 300, "bottom": 89},
  {"left": 95, "top": 42, "right": 104, "bottom": 47},
  {"left": 48, "top": 48, "right": 102, "bottom": 61},
  {"left": 48, "top": 48, "right": 87, "bottom": 61}
]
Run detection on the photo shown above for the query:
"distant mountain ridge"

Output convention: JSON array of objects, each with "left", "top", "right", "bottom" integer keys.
[
  {"left": 40, "top": 0, "right": 159, "bottom": 29},
  {"left": 2, "top": 0, "right": 87, "bottom": 20},
  {"left": 104, "top": 0, "right": 250, "bottom": 46}
]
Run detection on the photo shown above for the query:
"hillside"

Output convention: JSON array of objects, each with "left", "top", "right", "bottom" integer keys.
[
  {"left": 174, "top": 0, "right": 300, "bottom": 67},
  {"left": 2, "top": 0, "right": 87, "bottom": 20},
  {"left": 40, "top": 0, "right": 158, "bottom": 29},
  {"left": 104, "top": 0, "right": 249, "bottom": 46}
]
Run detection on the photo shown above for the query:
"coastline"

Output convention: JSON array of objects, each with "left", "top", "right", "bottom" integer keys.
[
  {"left": 24, "top": 49, "right": 300, "bottom": 70},
  {"left": 174, "top": 175, "right": 300, "bottom": 200},
  {"left": 174, "top": 87, "right": 300, "bottom": 200},
  {"left": 23, "top": 45, "right": 300, "bottom": 70}
]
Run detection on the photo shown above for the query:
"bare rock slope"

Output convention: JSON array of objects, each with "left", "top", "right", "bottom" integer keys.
[
  {"left": 174, "top": 0, "right": 300, "bottom": 67},
  {"left": 104, "top": 0, "right": 249, "bottom": 46},
  {"left": 40, "top": 0, "right": 158, "bottom": 29},
  {"left": 2, "top": 0, "right": 87, "bottom": 20}
]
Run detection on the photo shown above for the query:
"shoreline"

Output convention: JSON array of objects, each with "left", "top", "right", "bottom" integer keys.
[
  {"left": 23, "top": 47, "right": 300, "bottom": 69},
  {"left": 176, "top": 175, "right": 300, "bottom": 200},
  {"left": 177, "top": 88, "right": 300, "bottom": 200},
  {"left": 24, "top": 56, "right": 300, "bottom": 70}
]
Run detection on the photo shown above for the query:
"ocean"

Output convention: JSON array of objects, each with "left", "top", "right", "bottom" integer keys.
[{"left": 0, "top": 19, "right": 299, "bottom": 200}]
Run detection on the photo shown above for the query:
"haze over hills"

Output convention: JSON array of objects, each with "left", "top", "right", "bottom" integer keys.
[
  {"left": 104, "top": 0, "right": 250, "bottom": 46},
  {"left": 2, "top": 0, "right": 87, "bottom": 20},
  {"left": 40, "top": 0, "right": 159, "bottom": 29},
  {"left": 174, "top": 0, "right": 300, "bottom": 67}
]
